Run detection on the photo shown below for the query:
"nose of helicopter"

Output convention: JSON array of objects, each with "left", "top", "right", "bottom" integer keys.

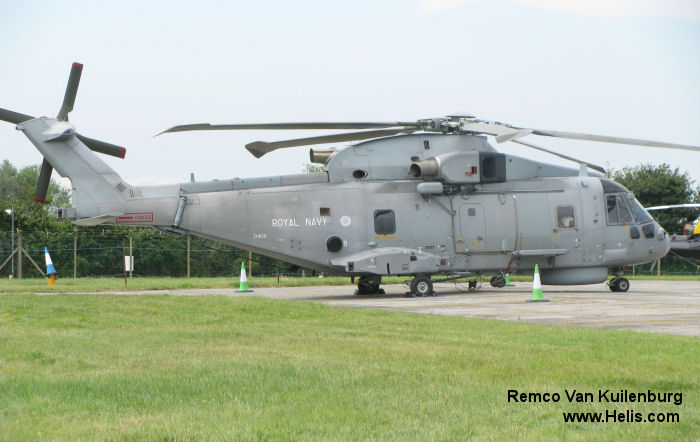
[
  {"left": 660, "top": 225, "right": 671, "bottom": 256},
  {"left": 651, "top": 222, "right": 671, "bottom": 259}
]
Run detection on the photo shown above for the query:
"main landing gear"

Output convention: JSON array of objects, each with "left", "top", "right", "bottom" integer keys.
[
  {"left": 607, "top": 276, "right": 630, "bottom": 292},
  {"left": 489, "top": 274, "right": 506, "bottom": 288},
  {"left": 409, "top": 274, "right": 435, "bottom": 297},
  {"left": 355, "top": 275, "right": 385, "bottom": 295}
]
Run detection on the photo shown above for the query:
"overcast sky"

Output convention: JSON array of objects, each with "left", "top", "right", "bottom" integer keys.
[{"left": 1, "top": 0, "right": 699, "bottom": 189}]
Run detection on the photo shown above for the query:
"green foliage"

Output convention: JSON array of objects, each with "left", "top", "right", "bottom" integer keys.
[
  {"left": 0, "top": 160, "right": 74, "bottom": 240},
  {"left": 610, "top": 163, "right": 700, "bottom": 233},
  {"left": 0, "top": 159, "right": 70, "bottom": 207}
]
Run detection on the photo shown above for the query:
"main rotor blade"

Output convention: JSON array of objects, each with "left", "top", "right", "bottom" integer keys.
[
  {"left": 646, "top": 203, "right": 700, "bottom": 211},
  {"left": 0, "top": 108, "right": 34, "bottom": 125},
  {"left": 76, "top": 133, "right": 127, "bottom": 159},
  {"left": 530, "top": 128, "right": 700, "bottom": 152},
  {"left": 34, "top": 159, "right": 53, "bottom": 203},
  {"left": 57, "top": 62, "right": 83, "bottom": 121},
  {"left": 158, "top": 121, "right": 418, "bottom": 136},
  {"left": 246, "top": 128, "right": 412, "bottom": 158},
  {"left": 512, "top": 139, "right": 606, "bottom": 174}
]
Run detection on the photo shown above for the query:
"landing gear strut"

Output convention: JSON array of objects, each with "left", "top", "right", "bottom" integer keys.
[
  {"left": 607, "top": 276, "right": 630, "bottom": 292},
  {"left": 489, "top": 274, "right": 506, "bottom": 288},
  {"left": 355, "top": 275, "right": 385, "bottom": 295},
  {"left": 409, "top": 274, "right": 435, "bottom": 297}
]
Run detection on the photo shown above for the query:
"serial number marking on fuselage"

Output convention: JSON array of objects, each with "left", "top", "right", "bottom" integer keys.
[
  {"left": 271, "top": 217, "right": 329, "bottom": 228},
  {"left": 253, "top": 233, "right": 267, "bottom": 239}
]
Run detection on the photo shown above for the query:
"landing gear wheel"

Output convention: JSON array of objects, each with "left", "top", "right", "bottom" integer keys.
[
  {"left": 410, "top": 275, "right": 434, "bottom": 297},
  {"left": 608, "top": 277, "right": 630, "bottom": 293},
  {"left": 355, "top": 276, "right": 385, "bottom": 295},
  {"left": 490, "top": 275, "right": 506, "bottom": 288}
]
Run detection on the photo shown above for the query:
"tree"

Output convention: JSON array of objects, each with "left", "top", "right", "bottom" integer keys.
[
  {"left": 0, "top": 160, "right": 72, "bottom": 233},
  {"left": 610, "top": 164, "right": 700, "bottom": 233},
  {"left": 0, "top": 160, "right": 71, "bottom": 207}
]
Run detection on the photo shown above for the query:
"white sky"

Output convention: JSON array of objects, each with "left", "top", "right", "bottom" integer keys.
[{"left": 1, "top": 0, "right": 699, "bottom": 187}]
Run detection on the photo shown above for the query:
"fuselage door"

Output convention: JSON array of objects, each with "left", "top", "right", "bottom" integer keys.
[{"left": 458, "top": 203, "right": 485, "bottom": 253}]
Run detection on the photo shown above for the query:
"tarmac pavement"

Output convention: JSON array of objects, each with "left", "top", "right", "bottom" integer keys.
[{"left": 106, "top": 280, "right": 700, "bottom": 337}]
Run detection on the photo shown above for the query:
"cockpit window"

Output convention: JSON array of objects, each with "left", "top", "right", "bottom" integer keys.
[
  {"left": 606, "top": 195, "right": 619, "bottom": 224},
  {"left": 624, "top": 193, "right": 653, "bottom": 224},
  {"left": 616, "top": 195, "right": 634, "bottom": 224},
  {"left": 606, "top": 192, "right": 653, "bottom": 225}
]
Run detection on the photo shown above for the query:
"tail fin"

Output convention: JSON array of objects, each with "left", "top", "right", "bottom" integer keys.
[
  {"left": 0, "top": 62, "right": 130, "bottom": 217},
  {"left": 17, "top": 117, "right": 130, "bottom": 217}
]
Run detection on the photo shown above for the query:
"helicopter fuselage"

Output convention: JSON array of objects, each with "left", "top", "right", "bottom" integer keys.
[{"left": 76, "top": 132, "right": 669, "bottom": 285}]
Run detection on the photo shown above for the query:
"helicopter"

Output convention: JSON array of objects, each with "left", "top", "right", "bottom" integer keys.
[
  {"left": 2, "top": 63, "right": 699, "bottom": 295},
  {"left": 646, "top": 204, "right": 700, "bottom": 261}
]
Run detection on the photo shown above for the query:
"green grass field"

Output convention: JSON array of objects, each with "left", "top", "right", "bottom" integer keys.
[{"left": 0, "top": 294, "right": 698, "bottom": 440}]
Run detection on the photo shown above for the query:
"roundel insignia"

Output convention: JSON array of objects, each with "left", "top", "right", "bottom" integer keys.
[{"left": 340, "top": 215, "right": 352, "bottom": 227}]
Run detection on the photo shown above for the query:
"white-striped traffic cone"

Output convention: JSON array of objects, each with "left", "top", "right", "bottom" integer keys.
[
  {"left": 44, "top": 247, "right": 57, "bottom": 286},
  {"left": 236, "top": 261, "right": 253, "bottom": 292},
  {"left": 527, "top": 264, "right": 548, "bottom": 302}
]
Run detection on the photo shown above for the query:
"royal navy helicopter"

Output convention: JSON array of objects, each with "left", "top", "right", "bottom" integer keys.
[{"left": 2, "top": 63, "right": 699, "bottom": 295}]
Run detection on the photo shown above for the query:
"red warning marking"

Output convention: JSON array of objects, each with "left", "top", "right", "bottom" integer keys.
[{"left": 116, "top": 212, "right": 153, "bottom": 223}]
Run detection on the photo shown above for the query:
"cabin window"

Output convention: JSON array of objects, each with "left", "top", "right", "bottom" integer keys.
[
  {"left": 374, "top": 210, "right": 396, "bottom": 234},
  {"left": 320, "top": 207, "right": 331, "bottom": 217},
  {"left": 557, "top": 206, "right": 576, "bottom": 228}
]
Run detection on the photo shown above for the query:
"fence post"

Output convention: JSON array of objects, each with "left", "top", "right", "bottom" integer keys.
[
  {"left": 17, "top": 229, "right": 22, "bottom": 279},
  {"left": 122, "top": 238, "right": 127, "bottom": 288},
  {"left": 73, "top": 231, "right": 77, "bottom": 278},
  {"left": 129, "top": 233, "right": 133, "bottom": 278},
  {"left": 186, "top": 233, "right": 191, "bottom": 278}
]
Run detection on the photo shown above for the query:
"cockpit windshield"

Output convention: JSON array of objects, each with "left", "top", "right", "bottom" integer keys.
[
  {"left": 624, "top": 193, "right": 653, "bottom": 224},
  {"left": 605, "top": 192, "right": 653, "bottom": 225}
]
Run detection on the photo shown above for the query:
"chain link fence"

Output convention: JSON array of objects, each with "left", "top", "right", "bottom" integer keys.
[{"left": 0, "top": 229, "right": 299, "bottom": 278}]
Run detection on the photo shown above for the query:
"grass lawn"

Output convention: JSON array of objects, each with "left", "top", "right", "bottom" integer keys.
[{"left": 0, "top": 294, "right": 698, "bottom": 440}]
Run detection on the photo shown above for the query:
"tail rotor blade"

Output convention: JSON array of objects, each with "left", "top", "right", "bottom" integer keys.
[
  {"left": 34, "top": 159, "right": 53, "bottom": 203},
  {"left": 0, "top": 108, "right": 34, "bottom": 125},
  {"left": 76, "top": 133, "right": 127, "bottom": 158},
  {"left": 57, "top": 62, "right": 83, "bottom": 121}
]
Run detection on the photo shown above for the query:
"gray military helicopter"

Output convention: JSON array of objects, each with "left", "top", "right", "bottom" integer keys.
[{"left": 2, "top": 63, "right": 699, "bottom": 295}]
